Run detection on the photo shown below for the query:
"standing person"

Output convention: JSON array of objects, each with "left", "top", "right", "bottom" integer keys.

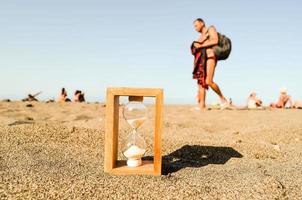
[{"left": 191, "top": 18, "right": 231, "bottom": 109}]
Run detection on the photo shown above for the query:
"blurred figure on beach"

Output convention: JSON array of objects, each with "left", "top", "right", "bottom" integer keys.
[
  {"left": 73, "top": 90, "right": 85, "bottom": 102},
  {"left": 22, "top": 91, "right": 42, "bottom": 102},
  {"left": 58, "top": 88, "right": 71, "bottom": 102},
  {"left": 270, "top": 87, "right": 293, "bottom": 109},
  {"left": 191, "top": 18, "right": 231, "bottom": 110},
  {"left": 293, "top": 100, "right": 302, "bottom": 109},
  {"left": 247, "top": 91, "right": 263, "bottom": 109}
]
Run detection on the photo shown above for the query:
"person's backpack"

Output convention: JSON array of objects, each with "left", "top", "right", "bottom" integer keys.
[{"left": 213, "top": 32, "right": 232, "bottom": 61}]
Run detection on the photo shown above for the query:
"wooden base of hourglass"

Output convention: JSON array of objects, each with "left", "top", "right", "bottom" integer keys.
[{"left": 104, "top": 87, "right": 163, "bottom": 176}]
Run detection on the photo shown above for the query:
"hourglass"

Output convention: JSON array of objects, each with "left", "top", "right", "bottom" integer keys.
[
  {"left": 122, "top": 97, "right": 147, "bottom": 167},
  {"left": 104, "top": 87, "right": 163, "bottom": 175}
]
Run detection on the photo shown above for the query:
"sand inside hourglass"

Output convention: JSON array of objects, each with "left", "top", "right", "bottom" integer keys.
[
  {"left": 126, "top": 117, "right": 147, "bottom": 129},
  {"left": 123, "top": 145, "right": 146, "bottom": 159}
]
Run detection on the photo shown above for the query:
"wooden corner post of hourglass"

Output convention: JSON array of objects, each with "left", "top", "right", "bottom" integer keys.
[{"left": 104, "top": 87, "right": 163, "bottom": 176}]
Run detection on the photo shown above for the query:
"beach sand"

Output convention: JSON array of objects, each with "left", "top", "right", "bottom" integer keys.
[{"left": 1, "top": 101, "right": 302, "bottom": 199}]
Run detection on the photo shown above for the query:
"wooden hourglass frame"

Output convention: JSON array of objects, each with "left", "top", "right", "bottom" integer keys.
[{"left": 104, "top": 87, "right": 163, "bottom": 176}]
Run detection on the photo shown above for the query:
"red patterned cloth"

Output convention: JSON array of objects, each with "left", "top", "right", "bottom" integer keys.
[{"left": 191, "top": 42, "right": 208, "bottom": 89}]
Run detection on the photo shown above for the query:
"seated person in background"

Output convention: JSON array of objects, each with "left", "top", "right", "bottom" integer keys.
[
  {"left": 74, "top": 90, "right": 85, "bottom": 103},
  {"left": 58, "top": 88, "right": 71, "bottom": 102},
  {"left": 270, "top": 87, "right": 293, "bottom": 109},
  {"left": 293, "top": 100, "right": 302, "bottom": 109},
  {"left": 247, "top": 91, "right": 263, "bottom": 109}
]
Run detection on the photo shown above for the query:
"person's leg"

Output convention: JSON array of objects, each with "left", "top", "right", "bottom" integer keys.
[
  {"left": 205, "top": 48, "right": 226, "bottom": 103},
  {"left": 196, "top": 87, "right": 200, "bottom": 104},
  {"left": 198, "top": 84, "right": 206, "bottom": 109}
]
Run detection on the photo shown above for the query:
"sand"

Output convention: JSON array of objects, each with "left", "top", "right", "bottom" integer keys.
[
  {"left": 0, "top": 101, "right": 302, "bottom": 199},
  {"left": 123, "top": 145, "right": 146, "bottom": 159}
]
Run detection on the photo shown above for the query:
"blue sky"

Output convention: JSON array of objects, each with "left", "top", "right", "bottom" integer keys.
[{"left": 1, "top": 0, "right": 301, "bottom": 105}]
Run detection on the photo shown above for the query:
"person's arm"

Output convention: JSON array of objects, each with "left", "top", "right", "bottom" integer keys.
[
  {"left": 256, "top": 99, "right": 262, "bottom": 106},
  {"left": 200, "top": 26, "right": 219, "bottom": 48},
  {"left": 192, "top": 39, "right": 207, "bottom": 49},
  {"left": 193, "top": 36, "right": 208, "bottom": 45}
]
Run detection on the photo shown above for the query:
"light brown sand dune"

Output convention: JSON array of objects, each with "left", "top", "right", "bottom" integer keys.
[{"left": 0, "top": 101, "right": 301, "bottom": 199}]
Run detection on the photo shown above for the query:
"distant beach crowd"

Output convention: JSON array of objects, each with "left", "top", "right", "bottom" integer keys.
[
  {"left": 199, "top": 87, "right": 302, "bottom": 110},
  {"left": 238, "top": 87, "right": 301, "bottom": 109},
  {"left": 57, "top": 88, "right": 85, "bottom": 103}
]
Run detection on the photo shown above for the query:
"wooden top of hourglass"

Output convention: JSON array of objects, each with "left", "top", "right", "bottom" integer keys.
[{"left": 128, "top": 96, "right": 144, "bottom": 102}]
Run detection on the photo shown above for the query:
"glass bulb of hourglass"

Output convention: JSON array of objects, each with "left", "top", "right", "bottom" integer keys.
[
  {"left": 123, "top": 101, "right": 147, "bottom": 130},
  {"left": 122, "top": 100, "right": 147, "bottom": 167},
  {"left": 122, "top": 130, "right": 147, "bottom": 167}
]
